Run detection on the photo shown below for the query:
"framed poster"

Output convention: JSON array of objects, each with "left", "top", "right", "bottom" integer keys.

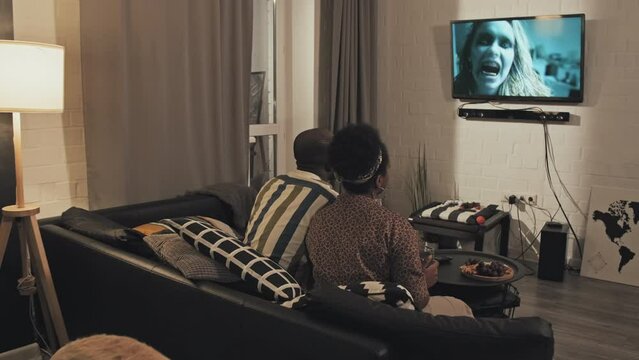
[{"left": 582, "top": 186, "right": 639, "bottom": 287}]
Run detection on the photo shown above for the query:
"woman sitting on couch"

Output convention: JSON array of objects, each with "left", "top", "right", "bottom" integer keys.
[{"left": 306, "top": 124, "right": 472, "bottom": 317}]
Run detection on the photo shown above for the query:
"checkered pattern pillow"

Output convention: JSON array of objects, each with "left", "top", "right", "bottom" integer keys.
[
  {"left": 160, "top": 217, "right": 303, "bottom": 302},
  {"left": 338, "top": 281, "right": 415, "bottom": 310}
]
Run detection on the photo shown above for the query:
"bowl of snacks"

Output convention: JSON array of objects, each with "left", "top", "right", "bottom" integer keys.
[{"left": 459, "top": 258, "right": 514, "bottom": 282}]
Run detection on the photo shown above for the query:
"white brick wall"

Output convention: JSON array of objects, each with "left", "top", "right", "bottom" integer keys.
[
  {"left": 13, "top": 0, "right": 88, "bottom": 218},
  {"left": 377, "top": 0, "right": 639, "bottom": 262}
]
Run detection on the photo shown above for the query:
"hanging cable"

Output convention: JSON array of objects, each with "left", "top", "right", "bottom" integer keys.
[
  {"left": 29, "top": 295, "right": 52, "bottom": 356},
  {"left": 544, "top": 123, "right": 587, "bottom": 217},
  {"left": 506, "top": 204, "right": 536, "bottom": 276},
  {"left": 542, "top": 121, "right": 584, "bottom": 261}
]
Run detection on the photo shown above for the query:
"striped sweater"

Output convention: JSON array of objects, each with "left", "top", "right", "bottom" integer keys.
[{"left": 245, "top": 170, "right": 338, "bottom": 272}]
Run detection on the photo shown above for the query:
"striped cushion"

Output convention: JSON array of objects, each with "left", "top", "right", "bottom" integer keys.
[
  {"left": 420, "top": 201, "right": 498, "bottom": 224},
  {"left": 245, "top": 172, "right": 337, "bottom": 272},
  {"left": 160, "top": 217, "right": 303, "bottom": 302}
]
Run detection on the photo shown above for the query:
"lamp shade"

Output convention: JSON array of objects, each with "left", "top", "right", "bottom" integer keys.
[{"left": 0, "top": 40, "right": 64, "bottom": 113}]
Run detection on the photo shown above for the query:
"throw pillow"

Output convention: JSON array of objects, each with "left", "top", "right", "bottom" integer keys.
[
  {"left": 198, "top": 216, "right": 241, "bottom": 238},
  {"left": 133, "top": 223, "right": 173, "bottom": 236},
  {"left": 60, "top": 207, "right": 153, "bottom": 258},
  {"left": 133, "top": 223, "right": 175, "bottom": 236},
  {"left": 134, "top": 216, "right": 240, "bottom": 238},
  {"left": 159, "top": 217, "right": 303, "bottom": 302},
  {"left": 338, "top": 281, "right": 416, "bottom": 310},
  {"left": 143, "top": 233, "right": 240, "bottom": 283}
]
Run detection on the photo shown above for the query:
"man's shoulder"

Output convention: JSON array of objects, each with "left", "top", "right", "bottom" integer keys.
[
  {"left": 279, "top": 171, "right": 338, "bottom": 199},
  {"left": 254, "top": 174, "right": 336, "bottom": 206}
]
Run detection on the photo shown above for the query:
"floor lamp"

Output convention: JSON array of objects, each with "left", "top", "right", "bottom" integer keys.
[{"left": 0, "top": 40, "right": 68, "bottom": 349}]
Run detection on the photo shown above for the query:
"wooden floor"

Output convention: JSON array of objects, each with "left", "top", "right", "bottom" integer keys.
[{"left": 513, "top": 269, "right": 639, "bottom": 360}]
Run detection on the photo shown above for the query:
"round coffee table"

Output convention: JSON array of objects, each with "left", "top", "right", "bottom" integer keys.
[{"left": 431, "top": 250, "right": 525, "bottom": 317}]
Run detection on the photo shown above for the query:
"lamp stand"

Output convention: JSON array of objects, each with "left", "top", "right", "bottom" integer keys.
[{"left": 0, "top": 113, "right": 68, "bottom": 349}]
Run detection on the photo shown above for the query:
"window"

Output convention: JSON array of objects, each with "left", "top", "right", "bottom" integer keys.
[{"left": 250, "top": 0, "right": 283, "bottom": 188}]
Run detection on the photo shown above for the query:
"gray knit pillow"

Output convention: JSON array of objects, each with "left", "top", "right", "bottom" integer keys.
[{"left": 144, "top": 233, "right": 239, "bottom": 283}]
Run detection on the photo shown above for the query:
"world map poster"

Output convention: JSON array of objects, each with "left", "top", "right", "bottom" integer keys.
[{"left": 582, "top": 186, "right": 639, "bottom": 287}]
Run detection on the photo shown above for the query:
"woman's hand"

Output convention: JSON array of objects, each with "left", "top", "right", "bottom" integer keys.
[{"left": 423, "top": 259, "right": 439, "bottom": 288}]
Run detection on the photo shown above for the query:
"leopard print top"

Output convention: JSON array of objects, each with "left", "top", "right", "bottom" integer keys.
[{"left": 306, "top": 193, "right": 428, "bottom": 309}]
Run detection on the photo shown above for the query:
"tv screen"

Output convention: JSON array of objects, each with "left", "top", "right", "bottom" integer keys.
[{"left": 451, "top": 14, "right": 584, "bottom": 103}]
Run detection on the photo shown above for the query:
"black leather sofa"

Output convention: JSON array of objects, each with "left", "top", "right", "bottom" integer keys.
[{"left": 39, "top": 194, "right": 554, "bottom": 360}]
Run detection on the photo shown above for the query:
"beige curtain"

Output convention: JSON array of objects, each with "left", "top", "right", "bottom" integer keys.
[
  {"left": 319, "top": 0, "right": 376, "bottom": 132},
  {"left": 80, "top": 0, "right": 252, "bottom": 209}
]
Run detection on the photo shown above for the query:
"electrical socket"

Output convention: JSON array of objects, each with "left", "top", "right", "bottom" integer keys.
[{"left": 502, "top": 193, "right": 538, "bottom": 205}]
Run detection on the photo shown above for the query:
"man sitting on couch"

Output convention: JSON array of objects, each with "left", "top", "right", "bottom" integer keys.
[{"left": 245, "top": 128, "right": 338, "bottom": 284}]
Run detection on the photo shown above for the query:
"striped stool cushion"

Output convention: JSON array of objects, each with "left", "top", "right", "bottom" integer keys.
[{"left": 420, "top": 201, "right": 498, "bottom": 224}]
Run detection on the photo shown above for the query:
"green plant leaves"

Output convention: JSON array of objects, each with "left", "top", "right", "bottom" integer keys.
[{"left": 406, "top": 144, "right": 430, "bottom": 213}]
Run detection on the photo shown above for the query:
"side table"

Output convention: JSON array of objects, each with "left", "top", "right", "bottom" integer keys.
[{"left": 409, "top": 208, "right": 511, "bottom": 256}]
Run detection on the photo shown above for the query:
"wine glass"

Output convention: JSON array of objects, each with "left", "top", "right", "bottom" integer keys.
[{"left": 421, "top": 244, "right": 434, "bottom": 265}]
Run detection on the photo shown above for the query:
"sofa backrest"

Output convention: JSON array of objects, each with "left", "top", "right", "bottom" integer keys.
[{"left": 40, "top": 194, "right": 234, "bottom": 230}]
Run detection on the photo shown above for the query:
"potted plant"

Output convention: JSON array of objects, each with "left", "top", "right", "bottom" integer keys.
[{"left": 406, "top": 144, "right": 430, "bottom": 214}]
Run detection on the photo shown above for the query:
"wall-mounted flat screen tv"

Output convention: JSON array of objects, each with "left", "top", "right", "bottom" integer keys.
[{"left": 451, "top": 14, "right": 585, "bottom": 103}]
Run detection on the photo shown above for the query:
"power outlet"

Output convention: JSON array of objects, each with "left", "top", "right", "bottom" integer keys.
[
  {"left": 519, "top": 194, "right": 538, "bottom": 205},
  {"left": 502, "top": 194, "right": 538, "bottom": 205}
]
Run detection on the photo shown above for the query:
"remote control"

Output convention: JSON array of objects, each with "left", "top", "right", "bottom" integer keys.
[{"left": 435, "top": 255, "right": 452, "bottom": 263}]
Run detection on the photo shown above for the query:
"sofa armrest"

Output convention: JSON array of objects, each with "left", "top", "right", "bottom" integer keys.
[{"left": 304, "top": 286, "right": 554, "bottom": 360}]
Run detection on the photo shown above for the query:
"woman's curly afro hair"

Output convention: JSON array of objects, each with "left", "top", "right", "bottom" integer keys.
[{"left": 329, "top": 124, "right": 389, "bottom": 194}]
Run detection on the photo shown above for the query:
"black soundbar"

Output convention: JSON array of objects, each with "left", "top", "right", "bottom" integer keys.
[{"left": 458, "top": 108, "right": 570, "bottom": 122}]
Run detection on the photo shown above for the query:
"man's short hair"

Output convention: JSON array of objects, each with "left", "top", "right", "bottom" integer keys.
[{"left": 293, "top": 128, "right": 333, "bottom": 168}]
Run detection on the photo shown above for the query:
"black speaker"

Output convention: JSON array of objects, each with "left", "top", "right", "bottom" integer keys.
[
  {"left": 457, "top": 108, "right": 570, "bottom": 121},
  {"left": 538, "top": 222, "right": 569, "bottom": 281}
]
